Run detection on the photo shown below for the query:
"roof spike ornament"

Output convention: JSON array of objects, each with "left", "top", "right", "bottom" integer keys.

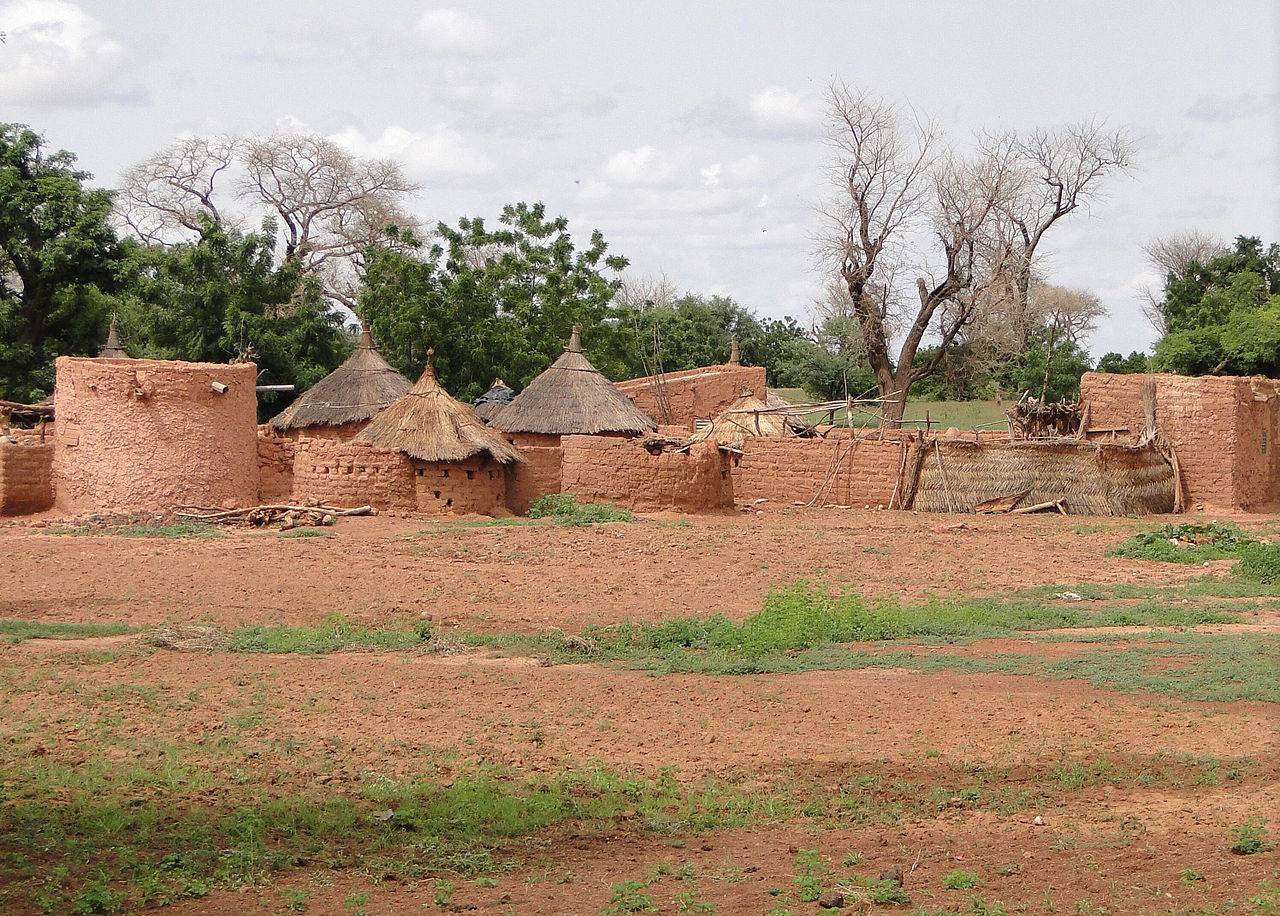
[
  {"left": 567, "top": 324, "right": 583, "bottom": 353},
  {"left": 728, "top": 337, "right": 741, "bottom": 366}
]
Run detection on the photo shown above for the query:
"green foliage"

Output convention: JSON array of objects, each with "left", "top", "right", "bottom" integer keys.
[
  {"left": 0, "top": 620, "right": 133, "bottom": 645},
  {"left": 600, "top": 880, "right": 657, "bottom": 913},
  {"left": 527, "top": 493, "right": 633, "bottom": 525},
  {"left": 0, "top": 124, "right": 125, "bottom": 401},
  {"left": 115, "top": 221, "right": 351, "bottom": 420},
  {"left": 360, "top": 203, "right": 629, "bottom": 401},
  {"left": 1095, "top": 351, "right": 1149, "bottom": 374},
  {"left": 943, "top": 870, "right": 980, "bottom": 890},
  {"left": 790, "top": 848, "right": 830, "bottom": 903},
  {"left": 1234, "top": 542, "right": 1280, "bottom": 584},
  {"left": 1229, "top": 818, "right": 1275, "bottom": 855},
  {"left": 1106, "top": 522, "right": 1254, "bottom": 563},
  {"left": 1153, "top": 236, "right": 1280, "bottom": 376}
]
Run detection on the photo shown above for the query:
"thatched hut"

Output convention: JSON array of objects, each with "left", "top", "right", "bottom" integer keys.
[
  {"left": 494, "top": 325, "right": 656, "bottom": 442},
  {"left": 268, "top": 326, "right": 411, "bottom": 439},
  {"left": 690, "top": 391, "right": 788, "bottom": 450},
  {"left": 354, "top": 349, "right": 522, "bottom": 515},
  {"left": 473, "top": 378, "right": 514, "bottom": 424}
]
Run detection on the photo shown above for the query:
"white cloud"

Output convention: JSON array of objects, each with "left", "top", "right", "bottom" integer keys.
[
  {"left": 748, "top": 85, "right": 824, "bottom": 136},
  {"left": 328, "top": 123, "right": 493, "bottom": 179},
  {"left": 700, "top": 163, "right": 722, "bottom": 187},
  {"left": 416, "top": 8, "right": 499, "bottom": 55},
  {"left": 0, "top": 0, "right": 133, "bottom": 107},
  {"left": 602, "top": 146, "right": 676, "bottom": 187}
]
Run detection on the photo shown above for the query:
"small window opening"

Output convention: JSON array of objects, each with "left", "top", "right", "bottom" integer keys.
[
  {"left": 443, "top": 469, "right": 449, "bottom": 478},
  {"left": 446, "top": 498, "right": 453, "bottom": 508},
  {"left": 417, "top": 468, "right": 424, "bottom": 476},
  {"left": 433, "top": 490, "right": 441, "bottom": 499},
  {"left": 466, "top": 470, "right": 475, "bottom": 479}
]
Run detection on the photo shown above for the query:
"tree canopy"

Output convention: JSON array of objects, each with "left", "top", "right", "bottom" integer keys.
[
  {"left": 0, "top": 124, "right": 124, "bottom": 401},
  {"left": 1151, "top": 236, "right": 1280, "bottom": 376}
]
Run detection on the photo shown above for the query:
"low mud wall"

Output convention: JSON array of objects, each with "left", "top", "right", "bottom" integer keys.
[
  {"left": 292, "top": 439, "right": 415, "bottom": 511},
  {"left": 732, "top": 434, "right": 906, "bottom": 507},
  {"left": 257, "top": 427, "right": 295, "bottom": 503},
  {"left": 617, "top": 364, "right": 766, "bottom": 430},
  {"left": 0, "top": 440, "right": 54, "bottom": 515},
  {"left": 412, "top": 456, "right": 510, "bottom": 516},
  {"left": 53, "top": 357, "right": 259, "bottom": 512},
  {"left": 1081, "top": 372, "right": 1280, "bottom": 509},
  {"left": 560, "top": 435, "right": 732, "bottom": 512},
  {"left": 504, "top": 433, "right": 562, "bottom": 515}
]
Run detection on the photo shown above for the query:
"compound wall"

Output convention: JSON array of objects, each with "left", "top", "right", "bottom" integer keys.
[
  {"left": 292, "top": 439, "right": 416, "bottom": 511},
  {"left": 559, "top": 435, "right": 733, "bottom": 512},
  {"left": 0, "top": 441, "right": 54, "bottom": 515},
  {"left": 502, "top": 432, "right": 563, "bottom": 515},
  {"left": 53, "top": 357, "right": 259, "bottom": 513},
  {"left": 1081, "top": 372, "right": 1280, "bottom": 509},
  {"left": 616, "top": 365, "right": 766, "bottom": 430},
  {"left": 731, "top": 433, "right": 907, "bottom": 507}
]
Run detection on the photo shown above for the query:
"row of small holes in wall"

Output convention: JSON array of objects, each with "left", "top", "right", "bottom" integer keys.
[{"left": 416, "top": 468, "right": 494, "bottom": 479}]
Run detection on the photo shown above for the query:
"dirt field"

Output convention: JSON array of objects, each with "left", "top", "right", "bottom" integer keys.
[{"left": 1, "top": 507, "right": 1277, "bottom": 914}]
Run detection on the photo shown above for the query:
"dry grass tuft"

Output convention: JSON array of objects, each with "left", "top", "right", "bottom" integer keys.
[{"left": 140, "top": 625, "right": 230, "bottom": 652}]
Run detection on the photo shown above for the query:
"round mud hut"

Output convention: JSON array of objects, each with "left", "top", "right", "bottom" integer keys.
[
  {"left": 267, "top": 326, "right": 411, "bottom": 440},
  {"left": 354, "top": 349, "right": 522, "bottom": 515},
  {"left": 473, "top": 378, "right": 514, "bottom": 425},
  {"left": 494, "top": 325, "right": 656, "bottom": 446}
]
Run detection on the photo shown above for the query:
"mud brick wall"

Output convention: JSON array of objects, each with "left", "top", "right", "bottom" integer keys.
[
  {"left": 0, "top": 441, "right": 54, "bottom": 515},
  {"left": 732, "top": 433, "right": 907, "bottom": 507},
  {"left": 53, "top": 357, "right": 260, "bottom": 513},
  {"left": 560, "top": 435, "right": 733, "bottom": 511},
  {"left": 411, "top": 455, "right": 510, "bottom": 516},
  {"left": 503, "top": 432, "right": 562, "bottom": 515},
  {"left": 257, "top": 427, "right": 296, "bottom": 503},
  {"left": 292, "top": 439, "right": 415, "bottom": 511},
  {"left": 616, "top": 365, "right": 766, "bottom": 430},
  {"left": 1080, "top": 372, "right": 1280, "bottom": 509}
]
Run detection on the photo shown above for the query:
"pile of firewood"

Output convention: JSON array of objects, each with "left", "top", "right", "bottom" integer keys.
[
  {"left": 1007, "top": 393, "right": 1082, "bottom": 439},
  {"left": 175, "top": 502, "right": 373, "bottom": 529}
]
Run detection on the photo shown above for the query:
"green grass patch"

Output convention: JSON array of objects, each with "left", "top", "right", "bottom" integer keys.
[
  {"left": 227, "top": 613, "right": 432, "bottom": 655},
  {"left": 47, "top": 521, "right": 222, "bottom": 539},
  {"left": 278, "top": 527, "right": 334, "bottom": 538},
  {"left": 0, "top": 619, "right": 134, "bottom": 645},
  {"left": 528, "top": 493, "right": 632, "bottom": 526},
  {"left": 1107, "top": 522, "right": 1255, "bottom": 564}
]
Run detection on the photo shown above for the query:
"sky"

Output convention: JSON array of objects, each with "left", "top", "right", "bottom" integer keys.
[{"left": 2, "top": 0, "right": 1277, "bottom": 359}]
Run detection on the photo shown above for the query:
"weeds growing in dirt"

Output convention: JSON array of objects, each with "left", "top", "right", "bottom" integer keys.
[
  {"left": 1229, "top": 818, "right": 1275, "bottom": 855},
  {"left": 227, "top": 613, "right": 432, "bottom": 654},
  {"left": 1107, "top": 522, "right": 1254, "bottom": 563},
  {"left": 528, "top": 493, "right": 633, "bottom": 525},
  {"left": 278, "top": 527, "right": 334, "bottom": 538},
  {"left": 47, "top": 520, "right": 222, "bottom": 539}
]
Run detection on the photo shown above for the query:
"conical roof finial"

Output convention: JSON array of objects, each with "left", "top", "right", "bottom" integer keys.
[
  {"left": 426, "top": 347, "right": 436, "bottom": 376},
  {"left": 728, "top": 337, "right": 741, "bottom": 366},
  {"left": 99, "top": 317, "right": 127, "bottom": 358},
  {"left": 567, "top": 324, "right": 582, "bottom": 353},
  {"left": 357, "top": 321, "right": 373, "bottom": 349}
]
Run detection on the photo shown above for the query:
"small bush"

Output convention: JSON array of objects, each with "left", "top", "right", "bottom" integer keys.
[
  {"left": 1229, "top": 818, "right": 1275, "bottom": 855},
  {"left": 943, "top": 869, "right": 980, "bottom": 890},
  {"left": 528, "top": 493, "right": 632, "bottom": 526}
]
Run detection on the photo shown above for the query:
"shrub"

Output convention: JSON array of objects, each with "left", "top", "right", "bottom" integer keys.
[
  {"left": 943, "top": 870, "right": 980, "bottom": 890},
  {"left": 528, "top": 493, "right": 632, "bottom": 526},
  {"left": 1229, "top": 818, "right": 1275, "bottom": 855},
  {"left": 1107, "top": 522, "right": 1254, "bottom": 564}
]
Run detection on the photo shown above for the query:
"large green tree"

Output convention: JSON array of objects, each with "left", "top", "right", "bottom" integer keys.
[
  {"left": 115, "top": 221, "right": 351, "bottom": 418},
  {"left": 1152, "top": 236, "right": 1280, "bottom": 376},
  {"left": 0, "top": 124, "right": 124, "bottom": 401},
  {"left": 360, "top": 202, "right": 630, "bottom": 400}
]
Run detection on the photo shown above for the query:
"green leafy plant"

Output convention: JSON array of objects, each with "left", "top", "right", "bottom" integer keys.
[
  {"left": 1107, "top": 522, "right": 1254, "bottom": 563},
  {"left": 943, "top": 869, "right": 980, "bottom": 890},
  {"left": 1229, "top": 818, "right": 1275, "bottom": 855},
  {"left": 528, "top": 493, "right": 632, "bottom": 526}
]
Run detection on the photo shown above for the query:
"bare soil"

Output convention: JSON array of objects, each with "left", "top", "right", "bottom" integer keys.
[{"left": 2, "top": 508, "right": 1277, "bottom": 914}]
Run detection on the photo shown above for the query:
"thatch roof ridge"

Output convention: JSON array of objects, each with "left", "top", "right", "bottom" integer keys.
[
  {"left": 690, "top": 391, "right": 788, "bottom": 448},
  {"left": 354, "top": 349, "right": 522, "bottom": 463},
  {"left": 493, "top": 325, "right": 657, "bottom": 436},
  {"left": 269, "top": 326, "right": 412, "bottom": 430}
]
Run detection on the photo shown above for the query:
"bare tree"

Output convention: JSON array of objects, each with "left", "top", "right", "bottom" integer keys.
[
  {"left": 824, "top": 85, "right": 1133, "bottom": 424},
  {"left": 117, "top": 133, "right": 421, "bottom": 308},
  {"left": 613, "top": 272, "right": 679, "bottom": 311},
  {"left": 982, "top": 121, "right": 1134, "bottom": 350},
  {"left": 1137, "top": 229, "right": 1227, "bottom": 335},
  {"left": 825, "top": 85, "right": 1014, "bottom": 423},
  {"left": 118, "top": 136, "right": 238, "bottom": 245}
]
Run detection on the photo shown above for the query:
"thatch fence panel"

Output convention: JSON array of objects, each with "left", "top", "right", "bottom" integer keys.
[{"left": 912, "top": 439, "right": 1175, "bottom": 516}]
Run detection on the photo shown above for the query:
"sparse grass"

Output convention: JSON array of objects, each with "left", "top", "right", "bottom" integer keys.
[
  {"left": 943, "top": 870, "right": 981, "bottom": 890},
  {"left": 1107, "top": 522, "right": 1255, "bottom": 564},
  {"left": 0, "top": 619, "right": 134, "bottom": 645},
  {"left": 227, "top": 613, "right": 432, "bottom": 654},
  {"left": 278, "top": 527, "right": 334, "bottom": 538},
  {"left": 528, "top": 493, "right": 633, "bottom": 526},
  {"left": 47, "top": 521, "right": 222, "bottom": 539}
]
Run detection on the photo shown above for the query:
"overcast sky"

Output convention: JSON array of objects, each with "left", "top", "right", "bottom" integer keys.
[{"left": 3, "top": 1, "right": 1277, "bottom": 358}]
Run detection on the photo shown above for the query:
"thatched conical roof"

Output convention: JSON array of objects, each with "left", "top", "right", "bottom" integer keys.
[
  {"left": 473, "top": 377, "right": 514, "bottom": 424},
  {"left": 690, "top": 391, "right": 788, "bottom": 449},
  {"left": 99, "top": 319, "right": 128, "bottom": 358},
  {"left": 354, "top": 349, "right": 522, "bottom": 464},
  {"left": 269, "top": 326, "right": 411, "bottom": 431},
  {"left": 494, "top": 326, "right": 656, "bottom": 436}
]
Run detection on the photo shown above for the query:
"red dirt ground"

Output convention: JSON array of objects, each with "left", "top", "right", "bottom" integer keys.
[{"left": 2, "top": 508, "right": 1277, "bottom": 914}]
